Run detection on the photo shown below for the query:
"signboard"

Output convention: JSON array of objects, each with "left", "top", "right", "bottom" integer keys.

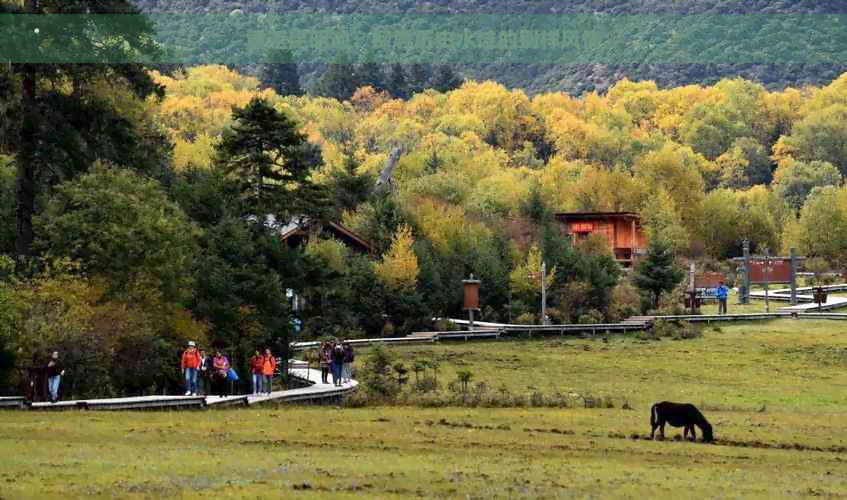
[
  {"left": 748, "top": 258, "right": 792, "bottom": 284},
  {"left": 695, "top": 288, "right": 718, "bottom": 300},
  {"left": 694, "top": 272, "right": 726, "bottom": 288},
  {"left": 571, "top": 222, "right": 593, "bottom": 233},
  {"left": 463, "top": 277, "right": 480, "bottom": 310}
]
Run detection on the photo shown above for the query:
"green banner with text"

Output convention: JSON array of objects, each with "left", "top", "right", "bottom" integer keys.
[{"left": 1, "top": 14, "right": 846, "bottom": 64}]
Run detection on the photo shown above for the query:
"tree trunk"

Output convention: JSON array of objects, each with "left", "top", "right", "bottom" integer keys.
[
  {"left": 15, "top": 63, "right": 36, "bottom": 261},
  {"left": 15, "top": 0, "right": 39, "bottom": 261}
]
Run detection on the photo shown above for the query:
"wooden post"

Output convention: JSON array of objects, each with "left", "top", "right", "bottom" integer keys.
[
  {"left": 631, "top": 219, "right": 636, "bottom": 267},
  {"left": 689, "top": 261, "right": 696, "bottom": 314},
  {"left": 790, "top": 247, "right": 797, "bottom": 306},
  {"left": 764, "top": 248, "right": 770, "bottom": 313}
]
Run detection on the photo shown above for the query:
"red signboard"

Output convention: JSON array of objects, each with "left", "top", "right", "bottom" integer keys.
[
  {"left": 748, "top": 259, "right": 792, "bottom": 283},
  {"left": 571, "top": 222, "right": 593, "bottom": 232},
  {"left": 694, "top": 272, "right": 726, "bottom": 288},
  {"left": 463, "top": 280, "right": 480, "bottom": 310}
]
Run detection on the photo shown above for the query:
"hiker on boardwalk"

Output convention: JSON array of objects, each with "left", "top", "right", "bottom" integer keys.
[
  {"left": 250, "top": 350, "right": 264, "bottom": 395},
  {"left": 331, "top": 340, "right": 345, "bottom": 386},
  {"left": 45, "top": 351, "right": 64, "bottom": 403},
  {"left": 198, "top": 349, "right": 211, "bottom": 395},
  {"left": 180, "top": 341, "right": 201, "bottom": 396},
  {"left": 716, "top": 281, "right": 729, "bottom": 315},
  {"left": 212, "top": 351, "right": 231, "bottom": 397},
  {"left": 319, "top": 341, "right": 331, "bottom": 384},
  {"left": 261, "top": 348, "right": 277, "bottom": 395},
  {"left": 341, "top": 342, "right": 354, "bottom": 383}
]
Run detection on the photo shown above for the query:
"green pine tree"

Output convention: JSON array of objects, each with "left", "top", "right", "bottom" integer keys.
[
  {"left": 313, "top": 51, "right": 360, "bottom": 101},
  {"left": 214, "top": 97, "right": 326, "bottom": 218},
  {"left": 520, "top": 182, "right": 549, "bottom": 225},
  {"left": 328, "top": 148, "right": 374, "bottom": 211},
  {"left": 5, "top": 0, "right": 165, "bottom": 260},
  {"left": 407, "top": 63, "right": 431, "bottom": 96},
  {"left": 387, "top": 63, "right": 408, "bottom": 100},
  {"left": 356, "top": 51, "right": 386, "bottom": 92},
  {"left": 431, "top": 64, "right": 463, "bottom": 93},
  {"left": 260, "top": 49, "right": 303, "bottom": 97},
  {"left": 633, "top": 240, "right": 684, "bottom": 310}
]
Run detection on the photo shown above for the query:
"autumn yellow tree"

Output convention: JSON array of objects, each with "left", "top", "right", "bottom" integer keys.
[
  {"left": 509, "top": 244, "right": 556, "bottom": 296},
  {"left": 304, "top": 237, "right": 349, "bottom": 274},
  {"left": 373, "top": 224, "right": 419, "bottom": 290}
]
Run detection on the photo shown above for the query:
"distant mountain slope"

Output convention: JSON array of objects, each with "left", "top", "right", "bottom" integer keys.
[{"left": 134, "top": 0, "right": 847, "bottom": 94}]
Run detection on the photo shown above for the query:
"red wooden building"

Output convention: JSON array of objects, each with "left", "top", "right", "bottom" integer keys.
[{"left": 554, "top": 212, "right": 648, "bottom": 267}]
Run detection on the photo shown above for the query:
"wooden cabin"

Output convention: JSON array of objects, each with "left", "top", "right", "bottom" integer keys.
[
  {"left": 252, "top": 214, "right": 374, "bottom": 254},
  {"left": 277, "top": 217, "right": 373, "bottom": 254},
  {"left": 554, "top": 212, "right": 647, "bottom": 267}
]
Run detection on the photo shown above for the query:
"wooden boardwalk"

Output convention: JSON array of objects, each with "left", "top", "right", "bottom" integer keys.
[
  {"left": 12, "top": 285, "right": 847, "bottom": 412},
  {"left": 748, "top": 284, "right": 847, "bottom": 312},
  {"left": 15, "top": 362, "right": 357, "bottom": 411},
  {"left": 0, "top": 397, "right": 26, "bottom": 409}
]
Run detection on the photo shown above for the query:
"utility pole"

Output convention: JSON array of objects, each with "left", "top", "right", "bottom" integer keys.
[
  {"left": 540, "top": 261, "right": 547, "bottom": 326},
  {"left": 742, "top": 239, "right": 750, "bottom": 304}
]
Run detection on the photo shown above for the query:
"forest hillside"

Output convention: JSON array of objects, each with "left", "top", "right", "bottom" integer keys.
[{"left": 134, "top": 0, "right": 847, "bottom": 94}]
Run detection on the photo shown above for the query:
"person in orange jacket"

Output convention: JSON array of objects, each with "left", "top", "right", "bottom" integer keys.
[
  {"left": 180, "top": 341, "right": 201, "bottom": 396},
  {"left": 249, "top": 350, "right": 264, "bottom": 395},
  {"left": 261, "top": 348, "right": 277, "bottom": 395}
]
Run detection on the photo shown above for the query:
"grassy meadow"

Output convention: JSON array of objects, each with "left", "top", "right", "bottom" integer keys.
[
  {"left": 364, "top": 319, "right": 847, "bottom": 410},
  {"left": 4, "top": 319, "right": 847, "bottom": 499}
]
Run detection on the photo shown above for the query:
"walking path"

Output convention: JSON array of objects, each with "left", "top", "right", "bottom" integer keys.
[
  {"left": 748, "top": 284, "right": 847, "bottom": 312},
  {"left": 17, "top": 361, "right": 357, "bottom": 411},
  {"left": 13, "top": 284, "right": 847, "bottom": 411}
]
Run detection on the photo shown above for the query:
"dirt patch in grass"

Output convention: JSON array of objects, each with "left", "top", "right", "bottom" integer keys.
[{"left": 610, "top": 432, "right": 847, "bottom": 454}]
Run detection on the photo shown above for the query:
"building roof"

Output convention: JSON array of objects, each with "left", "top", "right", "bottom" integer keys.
[
  {"left": 252, "top": 214, "right": 374, "bottom": 253},
  {"left": 555, "top": 211, "right": 641, "bottom": 221}
]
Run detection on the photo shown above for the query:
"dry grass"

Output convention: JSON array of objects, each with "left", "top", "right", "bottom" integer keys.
[{"left": 4, "top": 407, "right": 847, "bottom": 499}]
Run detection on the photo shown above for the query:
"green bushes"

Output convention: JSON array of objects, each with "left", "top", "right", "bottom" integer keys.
[
  {"left": 640, "top": 318, "right": 703, "bottom": 341},
  {"left": 346, "top": 345, "right": 621, "bottom": 409},
  {"left": 1, "top": 263, "right": 209, "bottom": 399}
]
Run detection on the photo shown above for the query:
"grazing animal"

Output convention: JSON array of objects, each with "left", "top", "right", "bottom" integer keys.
[{"left": 650, "top": 401, "right": 714, "bottom": 442}]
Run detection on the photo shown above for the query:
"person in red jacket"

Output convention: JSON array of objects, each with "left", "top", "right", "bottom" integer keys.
[
  {"left": 261, "top": 349, "right": 277, "bottom": 395},
  {"left": 180, "top": 341, "right": 201, "bottom": 396},
  {"left": 211, "top": 351, "right": 231, "bottom": 397},
  {"left": 250, "top": 350, "right": 264, "bottom": 395}
]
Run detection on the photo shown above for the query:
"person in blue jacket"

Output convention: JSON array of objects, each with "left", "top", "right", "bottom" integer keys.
[{"left": 716, "top": 281, "right": 729, "bottom": 315}]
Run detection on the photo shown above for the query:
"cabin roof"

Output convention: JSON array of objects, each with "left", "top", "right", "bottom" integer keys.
[
  {"left": 554, "top": 211, "right": 641, "bottom": 221},
  {"left": 252, "top": 214, "right": 374, "bottom": 253}
]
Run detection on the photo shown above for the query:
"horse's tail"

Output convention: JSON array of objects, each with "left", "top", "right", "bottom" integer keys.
[{"left": 650, "top": 403, "right": 657, "bottom": 427}]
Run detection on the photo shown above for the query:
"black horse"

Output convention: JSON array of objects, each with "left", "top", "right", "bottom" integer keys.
[{"left": 650, "top": 401, "right": 714, "bottom": 442}]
